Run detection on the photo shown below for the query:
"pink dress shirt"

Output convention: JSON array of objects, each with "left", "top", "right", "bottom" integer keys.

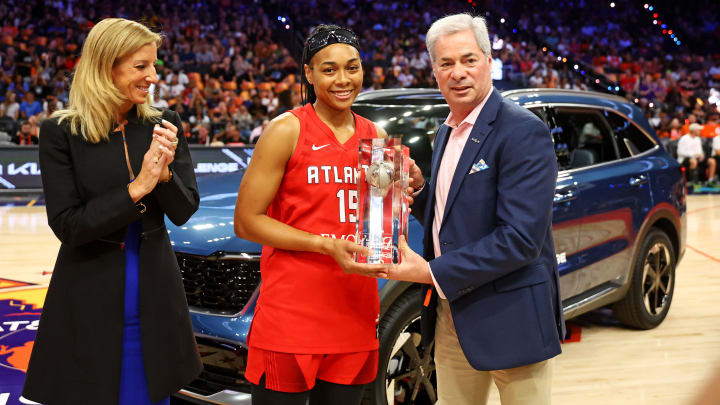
[{"left": 429, "top": 89, "right": 494, "bottom": 299}]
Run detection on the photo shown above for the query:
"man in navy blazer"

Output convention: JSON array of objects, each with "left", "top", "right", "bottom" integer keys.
[{"left": 390, "top": 13, "right": 565, "bottom": 404}]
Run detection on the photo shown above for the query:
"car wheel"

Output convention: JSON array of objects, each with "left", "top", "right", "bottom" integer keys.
[
  {"left": 613, "top": 228, "right": 676, "bottom": 329},
  {"left": 363, "top": 288, "right": 437, "bottom": 405}
]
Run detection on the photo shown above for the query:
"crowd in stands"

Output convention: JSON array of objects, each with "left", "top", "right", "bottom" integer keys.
[{"left": 0, "top": 0, "right": 719, "bottom": 183}]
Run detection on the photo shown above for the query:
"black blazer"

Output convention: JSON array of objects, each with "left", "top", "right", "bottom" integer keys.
[{"left": 23, "top": 107, "right": 202, "bottom": 404}]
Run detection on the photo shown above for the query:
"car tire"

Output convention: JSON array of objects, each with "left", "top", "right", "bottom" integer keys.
[
  {"left": 363, "top": 288, "right": 437, "bottom": 405},
  {"left": 613, "top": 228, "right": 676, "bottom": 329}
]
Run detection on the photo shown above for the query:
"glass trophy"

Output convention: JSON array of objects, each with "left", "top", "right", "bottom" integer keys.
[{"left": 356, "top": 137, "right": 410, "bottom": 264}]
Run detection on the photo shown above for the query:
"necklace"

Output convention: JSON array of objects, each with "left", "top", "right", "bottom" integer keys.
[{"left": 114, "top": 120, "right": 135, "bottom": 181}]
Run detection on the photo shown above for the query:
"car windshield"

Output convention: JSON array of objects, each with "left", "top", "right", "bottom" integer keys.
[{"left": 352, "top": 104, "right": 449, "bottom": 177}]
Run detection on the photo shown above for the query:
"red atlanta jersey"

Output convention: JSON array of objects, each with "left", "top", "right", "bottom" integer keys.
[{"left": 249, "top": 103, "right": 380, "bottom": 353}]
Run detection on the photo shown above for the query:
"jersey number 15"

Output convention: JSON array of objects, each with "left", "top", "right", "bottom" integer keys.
[{"left": 336, "top": 189, "right": 358, "bottom": 223}]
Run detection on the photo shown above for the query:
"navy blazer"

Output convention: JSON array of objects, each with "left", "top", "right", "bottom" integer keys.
[{"left": 413, "top": 88, "right": 565, "bottom": 371}]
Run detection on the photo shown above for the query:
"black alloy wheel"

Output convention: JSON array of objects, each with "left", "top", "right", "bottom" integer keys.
[
  {"left": 613, "top": 228, "right": 676, "bottom": 329},
  {"left": 364, "top": 288, "right": 437, "bottom": 405}
]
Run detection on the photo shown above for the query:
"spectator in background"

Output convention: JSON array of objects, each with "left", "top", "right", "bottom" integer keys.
[
  {"left": 13, "top": 120, "right": 38, "bottom": 145},
  {"left": 249, "top": 118, "right": 268, "bottom": 143},
  {"left": 247, "top": 94, "right": 268, "bottom": 121},
  {"left": 0, "top": 91, "right": 19, "bottom": 120},
  {"left": 529, "top": 70, "right": 544, "bottom": 87},
  {"left": 681, "top": 113, "right": 698, "bottom": 135},
  {"left": 398, "top": 66, "right": 415, "bottom": 87},
  {"left": 410, "top": 50, "right": 429, "bottom": 70},
  {"left": 19, "top": 92, "right": 42, "bottom": 119},
  {"left": 257, "top": 90, "right": 276, "bottom": 115},
  {"left": 701, "top": 114, "right": 720, "bottom": 140},
  {"left": 42, "top": 95, "right": 63, "bottom": 119},
  {"left": 224, "top": 124, "right": 244, "bottom": 145},
  {"left": 156, "top": 78, "right": 171, "bottom": 100},
  {"left": 166, "top": 69, "right": 189, "bottom": 88},
  {"left": 186, "top": 123, "right": 210, "bottom": 145},
  {"left": 274, "top": 89, "right": 296, "bottom": 116},
  {"left": 572, "top": 77, "right": 588, "bottom": 91},
  {"left": 189, "top": 105, "right": 210, "bottom": 127},
  {"left": 677, "top": 123, "right": 716, "bottom": 185},
  {"left": 168, "top": 75, "right": 185, "bottom": 98},
  {"left": 233, "top": 104, "right": 254, "bottom": 137}
]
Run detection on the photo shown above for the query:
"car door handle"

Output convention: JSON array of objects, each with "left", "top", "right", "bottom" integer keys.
[
  {"left": 629, "top": 175, "right": 647, "bottom": 187},
  {"left": 554, "top": 189, "right": 577, "bottom": 203}
]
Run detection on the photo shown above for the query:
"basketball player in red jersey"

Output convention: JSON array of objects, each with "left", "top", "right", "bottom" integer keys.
[{"left": 234, "top": 25, "right": 424, "bottom": 405}]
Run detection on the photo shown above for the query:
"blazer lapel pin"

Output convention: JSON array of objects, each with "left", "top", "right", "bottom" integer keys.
[{"left": 471, "top": 137, "right": 481, "bottom": 143}]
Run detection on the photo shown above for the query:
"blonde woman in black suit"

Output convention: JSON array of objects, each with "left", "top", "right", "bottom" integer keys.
[{"left": 23, "top": 18, "right": 202, "bottom": 405}]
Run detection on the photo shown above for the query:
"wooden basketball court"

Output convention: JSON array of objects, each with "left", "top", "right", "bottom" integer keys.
[{"left": 1, "top": 195, "right": 719, "bottom": 405}]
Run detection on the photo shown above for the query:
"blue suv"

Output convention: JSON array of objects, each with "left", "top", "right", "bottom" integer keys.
[{"left": 170, "top": 88, "right": 686, "bottom": 405}]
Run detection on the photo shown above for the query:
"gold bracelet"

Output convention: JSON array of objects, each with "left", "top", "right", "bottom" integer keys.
[
  {"left": 160, "top": 168, "right": 173, "bottom": 183},
  {"left": 127, "top": 183, "right": 146, "bottom": 213}
]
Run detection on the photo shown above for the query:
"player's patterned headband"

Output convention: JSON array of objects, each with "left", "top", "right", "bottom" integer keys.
[{"left": 306, "top": 28, "right": 360, "bottom": 60}]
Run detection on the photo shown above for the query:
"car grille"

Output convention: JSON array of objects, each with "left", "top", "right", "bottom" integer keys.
[
  {"left": 176, "top": 252, "right": 261, "bottom": 315},
  {"left": 183, "top": 338, "right": 251, "bottom": 396}
]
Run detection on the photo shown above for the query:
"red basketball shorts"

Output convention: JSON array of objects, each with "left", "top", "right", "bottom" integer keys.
[{"left": 245, "top": 347, "right": 379, "bottom": 393}]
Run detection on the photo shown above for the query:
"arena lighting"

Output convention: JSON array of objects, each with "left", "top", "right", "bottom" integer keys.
[
  {"left": 574, "top": 64, "right": 579, "bottom": 69},
  {"left": 615, "top": 86, "right": 620, "bottom": 91},
  {"left": 500, "top": 18, "right": 505, "bottom": 23},
  {"left": 649, "top": 5, "right": 654, "bottom": 10},
  {"left": 562, "top": 57, "right": 567, "bottom": 63},
  {"left": 663, "top": 29, "right": 667, "bottom": 34},
  {"left": 542, "top": 47, "right": 547, "bottom": 52},
  {"left": 649, "top": 102, "right": 654, "bottom": 108},
  {"left": 668, "top": 30, "right": 673, "bottom": 34},
  {"left": 653, "top": 13, "right": 658, "bottom": 18},
  {"left": 596, "top": 79, "right": 601, "bottom": 84},
  {"left": 653, "top": 20, "right": 657, "bottom": 24},
  {"left": 285, "top": 24, "right": 290, "bottom": 29},
  {"left": 644, "top": 3, "right": 649, "bottom": 9},
  {"left": 661, "top": 24, "right": 666, "bottom": 29},
  {"left": 634, "top": 98, "right": 639, "bottom": 103},
  {"left": 610, "top": 2, "right": 615, "bottom": 7},
  {"left": 557, "top": 56, "right": 562, "bottom": 61}
]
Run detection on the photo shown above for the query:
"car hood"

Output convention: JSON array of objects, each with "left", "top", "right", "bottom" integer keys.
[
  {"left": 168, "top": 173, "right": 263, "bottom": 255},
  {"left": 168, "top": 171, "right": 425, "bottom": 256}
]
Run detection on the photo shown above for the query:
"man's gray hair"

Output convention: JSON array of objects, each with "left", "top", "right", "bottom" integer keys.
[{"left": 426, "top": 13, "right": 491, "bottom": 64}]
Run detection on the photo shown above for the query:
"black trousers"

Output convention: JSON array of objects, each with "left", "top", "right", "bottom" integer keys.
[{"left": 251, "top": 375, "right": 366, "bottom": 405}]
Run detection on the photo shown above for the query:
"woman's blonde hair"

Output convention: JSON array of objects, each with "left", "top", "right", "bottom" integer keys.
[{"left": 54, "top": 18, "right": 163, "bottom": 143}]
